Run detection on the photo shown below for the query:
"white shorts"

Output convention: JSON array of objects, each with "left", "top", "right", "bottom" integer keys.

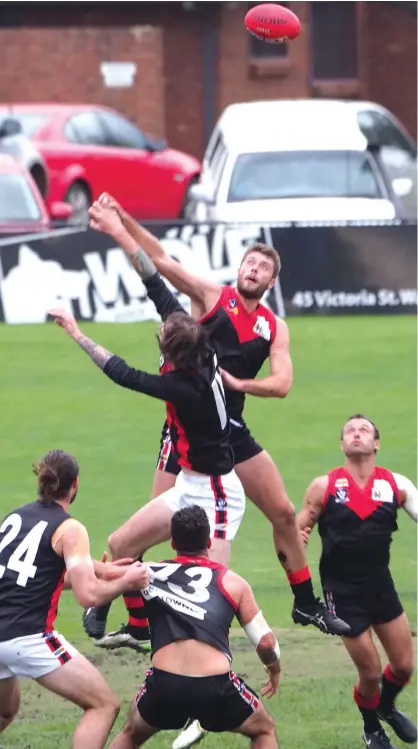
[
  {"left": 162, "top": 469, "right": 245, "bottom": 541},
  {"left": 0, "top": 630, "right": 78, "bottom": 680}
]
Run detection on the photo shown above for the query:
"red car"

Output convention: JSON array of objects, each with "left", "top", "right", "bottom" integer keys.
[
  {"left": 0, "top": 154, "right": 72, "bottom": 235},
  {"left": 0, "top": 104, "right": 202, "bottom": 223}
]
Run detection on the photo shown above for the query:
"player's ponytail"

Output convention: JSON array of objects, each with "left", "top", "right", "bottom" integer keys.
[{"left": 33, "top": 449, "right": 79, "bottom": 506}]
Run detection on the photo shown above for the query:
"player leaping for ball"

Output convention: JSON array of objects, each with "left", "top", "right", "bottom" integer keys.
[
  {"left": 298, "top": 414, "right": 417, "bottom": 749},
  {"left": 50, "top": 306, "right": 247, "bottom": 582},
  {"left": 85, "top": 196, "right": 350, "bottom": 641}
]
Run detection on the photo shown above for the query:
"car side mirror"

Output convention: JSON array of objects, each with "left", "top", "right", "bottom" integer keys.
[
  {"left": 392, "top": 177, "right": 413, "bottom": 198},
  {"left": 189, "top": 183, "right": 215, "bottom": 205}
]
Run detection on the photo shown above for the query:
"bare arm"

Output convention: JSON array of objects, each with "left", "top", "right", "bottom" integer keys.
[
  {"left": 89, "top": 198, "right": 221, "bottom": 313},
  {"left": 297, "top": 476, "right": 328, "bottom": 531},
  {"left": 393, "top": 473, "right": 418, "bottom": 522},
  {"left": 224, "top": 571, "right": 280, "bottom": 697},
  {"left": 61, "top": 521, "right": 149, "bottom": 608},
  {"left": 221, "top": 318, "right": 292, "bottom": 398}
]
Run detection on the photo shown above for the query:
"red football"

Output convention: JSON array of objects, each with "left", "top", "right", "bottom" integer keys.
[{"left": 244, "top": 3, "right": 300, "bottom": 43}]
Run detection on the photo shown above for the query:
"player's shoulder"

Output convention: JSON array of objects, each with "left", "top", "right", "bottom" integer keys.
[{"left": 374, "top": 466, "right": 403, "bottom": 492}]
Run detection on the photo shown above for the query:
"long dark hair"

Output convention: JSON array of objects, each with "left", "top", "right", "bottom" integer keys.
[
  {"left": 33, "top": 449, "right": 79, "bottom": 506},
  {"left": 159, "top": 312, "right": 210, "bottom": 370}
]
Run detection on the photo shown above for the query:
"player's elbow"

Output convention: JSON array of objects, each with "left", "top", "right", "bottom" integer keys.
[
  {"left": 273, "top": 376, "right": 292, "bottom": 398},
  {"left": 256, "top": 631, "right": 276, "bottom": 659}
]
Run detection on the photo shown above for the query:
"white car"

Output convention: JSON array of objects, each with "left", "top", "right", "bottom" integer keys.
[{"left": 187, "top": 99, "right": 417, "bottom": 223}]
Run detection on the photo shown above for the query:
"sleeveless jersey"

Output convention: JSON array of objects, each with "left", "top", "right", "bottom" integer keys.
[
  {"left": 0, "top": 501, "right": 69, "bottom": 641},
  {"left": 142, "top": 556, "right": 237, "bottom": 660},
  {"left": 158, "top": 286, "right": 277, "bottom": 424},
  {"left": 200, "top": 286, "right": 277, "bottom": 422},
  {"left": 318, "top": 466, "right": 401, "bottom": 591}
]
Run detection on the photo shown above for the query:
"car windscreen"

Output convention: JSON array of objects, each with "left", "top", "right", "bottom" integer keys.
[
  {"left": 227, "top": 150, "right": 383, "bottom": 202},
  {"left": 0, "top": 174, "right": 42, "bottom": 221}
]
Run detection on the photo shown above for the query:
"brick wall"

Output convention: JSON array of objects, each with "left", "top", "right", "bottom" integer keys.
[
  {"left": 0, "top": 24, "right": 166, "bottom": 139},
  {"left": 364, "top": 2, "right": 417, "bottom": 138}
]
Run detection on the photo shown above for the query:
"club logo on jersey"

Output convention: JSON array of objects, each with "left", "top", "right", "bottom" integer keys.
[
  {"left": 335, "top": 478, "right": 349, "bottom": 488},
  {"left": 253, "top": 315, "right": 271, "bottom": 341},
  {"left": 335, "top": 488, "right": 349, "bottom": 504},
  {"left": 216, "top": 498, "right": 227, "bottom": 511},
  {"left": 371, "top": 479, "right": 394, "bottom": 504},
  {"left": 228, "top": 297, "right": 239, "bottom": 315}
]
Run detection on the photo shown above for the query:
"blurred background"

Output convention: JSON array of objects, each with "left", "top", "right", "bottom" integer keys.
[{"left": 0, "top": 0, "right": 416, "bottom": 231}]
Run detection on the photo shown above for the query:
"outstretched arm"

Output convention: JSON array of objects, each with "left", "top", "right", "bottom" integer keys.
[
  {"left": 48, "top": 308, "right": 194, "bottom": 405},
  {"left": 89, "top": 197, "right": 221, "bottom": 314},
  {"left": 393, "top": 473, "right": 418, "bottom": 522},
  {"left": 221, "top": 318, "right": 292, "bottom": 398}
]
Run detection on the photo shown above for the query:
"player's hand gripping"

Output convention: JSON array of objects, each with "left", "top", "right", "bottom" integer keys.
[
  {"left": 97, "top": 191, "right": 123, "bottom": 214},
  {"left": 123, "top": 561, "right": 150, "bottom": 591},
  {"left": 261, "top": 660, "right": 281, "bottom": 698},
  {"left": 220, "top": 368, "right": 244, "bottom": 392},
  {"left": 96, "top": 551, "right": 136, "bottom": 581},
  {"left": 300, "top": 527, "right": 311, "bottom": 546},
  {"left": 49, "top": 307, "right": 81, "bottom": 339},
  {"left": 89, "top": 200, "right": 124, "bottom": 238}
]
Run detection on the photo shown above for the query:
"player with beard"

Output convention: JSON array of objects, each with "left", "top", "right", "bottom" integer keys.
[
  {"left": 82, "top": 199, "right": 350, "bottom": 749},
  {"left": 83, "top": 200, "right": 349, "bottom": 637},
  {"left": 297, "top": 415, "right": 417, "bottom": 749},
  {"left": 0, "top": 449, "right": 149, "bottom": 749}
]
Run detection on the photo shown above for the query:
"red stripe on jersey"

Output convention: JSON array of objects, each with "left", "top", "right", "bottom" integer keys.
[
  {"left": 217, "top": 566, "right": 238, "bottom": 612},
  {"left": 166, "top": 404, "right": 191, "bottom": 469},
  {"left": 45, "top": 570, "right": 66, "bottom": 632},
  {"left": 210, "top": 475, "right": 227, "bottom": 540},
  {"left": 215, "top": 286, "right": 277, "bottom": 345},
  {"left": 173, "top": 555, "right": 225, "bottom": 571},
  {"left": 158, "top": 435, "right": 172, "bottom": 471},
  {"left": 199, "top": 289, "right": 224, "bottom": 324}
]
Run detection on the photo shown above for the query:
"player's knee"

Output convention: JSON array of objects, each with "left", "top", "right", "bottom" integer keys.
[
  {"left": 0, "top": 703, "right": 19, "bottom": 730},
  {"left": 358, "top": 668, "right": 381, "bottom": 693},
  {"left": 273, "top": 499, "right": 296, "bottom": 528},
  {"left": 108, "top": 530, "right": 123, "bottom": 559},
  {"left": 390, "top": 663, "right": 414, "bottom": 684}
]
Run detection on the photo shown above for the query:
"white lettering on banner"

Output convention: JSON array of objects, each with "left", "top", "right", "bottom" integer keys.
[
  {"left": 292, "top": 289, "right": 417, "bottom": 310},
  {"left": 0, "top": 245, "right": 91, "bottom": 324},
  {"left": 0, "top": 224, "right": 282, "bottom": 324}
]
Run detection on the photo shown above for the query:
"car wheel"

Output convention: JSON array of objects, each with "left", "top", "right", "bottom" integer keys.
[
  {"left": 65, "top": 182, "right": 91, "bottom": 226},
  {"left": 179, "top": 176, "right": 200, "bottom": 220}
]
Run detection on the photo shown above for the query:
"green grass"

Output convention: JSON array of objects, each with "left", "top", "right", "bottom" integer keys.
[{"left": 1, "top": 316, "right": 416, "bottom": 749}]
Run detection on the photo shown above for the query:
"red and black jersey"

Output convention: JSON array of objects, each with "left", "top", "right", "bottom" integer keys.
[
  {"left": 201, "top": 286, "right": 277, "bottom": 422},
  {"left": 142, "top": 556, "right": 237, "bottom": 661},
  {"left": 104, "top": 350, "right": 234, "bottom": 476},
  {"left": 318, "top": 466, "right": 401, "bottom": 591},
  {"left": 144, "top": 275, "right": 277, "bottom": 424},
  {"left": 0, "top": 501, "right": 69, "bottom": 641}
]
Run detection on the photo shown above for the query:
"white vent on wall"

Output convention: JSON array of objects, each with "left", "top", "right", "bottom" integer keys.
[{"left": 100, "top": 62, "right": 137, "bottom": 89}]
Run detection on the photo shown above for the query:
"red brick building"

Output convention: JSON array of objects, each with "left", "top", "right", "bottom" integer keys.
[{"left": 0, "top": 1, "right": 416, "bottom": 159}]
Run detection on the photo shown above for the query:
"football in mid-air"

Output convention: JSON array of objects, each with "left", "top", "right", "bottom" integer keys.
[{"left": 244, "top": 3, "right": 300, "bottom": 43}]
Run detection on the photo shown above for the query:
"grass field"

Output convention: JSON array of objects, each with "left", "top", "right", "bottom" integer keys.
[{"left": 0, "top": 315, "right": 416, "bottom": 749}]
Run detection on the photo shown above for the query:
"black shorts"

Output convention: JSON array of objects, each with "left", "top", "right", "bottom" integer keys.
[
  {"left": 136, "top": 667, "right": 259, "bottom": 732},
  {"left": 155, "top": 421, "right": 263, "bottom": 476},
  {"left": 323, "top": 573, "right": 404, "bottom": 638}
]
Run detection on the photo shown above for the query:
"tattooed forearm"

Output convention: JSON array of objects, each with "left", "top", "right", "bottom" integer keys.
[
  {"left": 131, "top": 246, "right": 157, "bottom": 281},
  {"left": 74, "top": 333, "right": 113, "bottom": 370}
]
